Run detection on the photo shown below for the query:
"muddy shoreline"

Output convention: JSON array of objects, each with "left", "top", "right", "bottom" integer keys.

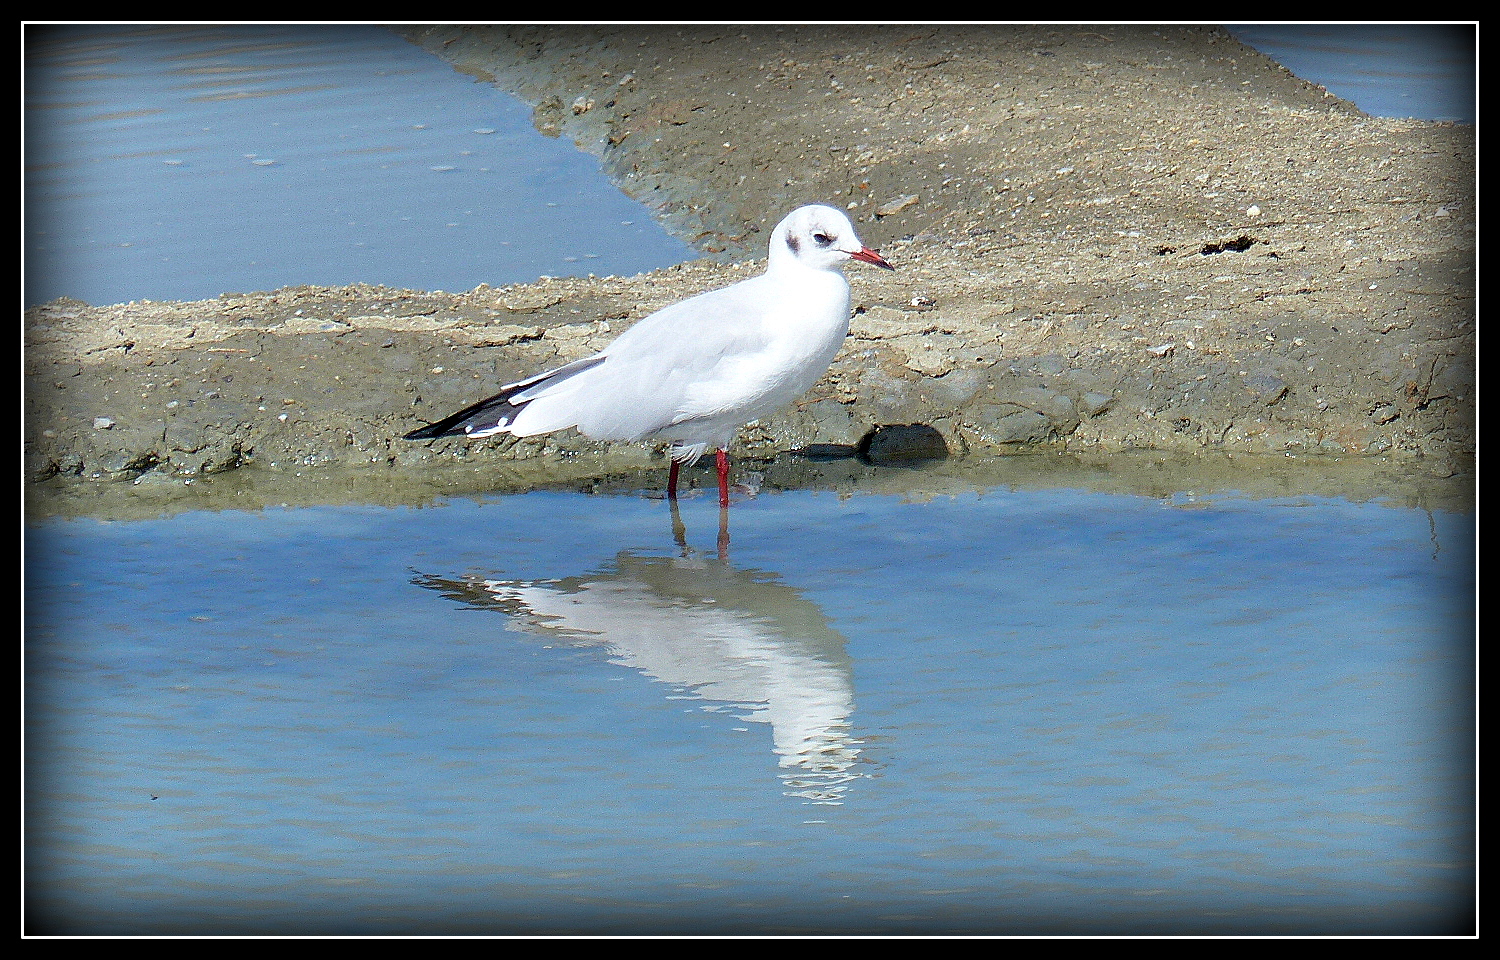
[{"left": 23, "top": 25, "right": 1476, "bottom": 518}]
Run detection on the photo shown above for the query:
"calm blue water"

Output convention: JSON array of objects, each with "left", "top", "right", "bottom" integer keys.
[
  {"left": 23, "top": 24, "right": 696, "bottom": 308},
  {"left": 25, "top": 486, "right": 1475, "bottom": 934},
  {"left": 1228, "top": 24, "right": 1475, "bottom": 124}
]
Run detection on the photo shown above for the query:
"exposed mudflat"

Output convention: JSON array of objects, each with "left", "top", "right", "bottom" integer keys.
[{"left": 24, "top": 25, "right": 1476, "bottom": 517}]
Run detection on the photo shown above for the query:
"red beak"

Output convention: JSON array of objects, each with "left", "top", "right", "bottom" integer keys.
[{"left": 850, "top": 246, "right": 895, "bottom": 270}]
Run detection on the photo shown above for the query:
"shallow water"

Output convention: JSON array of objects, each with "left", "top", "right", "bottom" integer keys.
[
  {"left": 1227, "top": 23, "right": 1475, "bottom": 124},
  {"left": 23, "top": 24, "right": 696, "bottom": 308},
  {"left": 25, "top": 479, "right": 1475, "bottom": 935}
]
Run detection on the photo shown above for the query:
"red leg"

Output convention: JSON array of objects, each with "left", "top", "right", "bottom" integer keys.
[
  {"left": 668, "top": 459, "right": 680, "bottom": 500},
  {"left": 716, "top": 448, "right": 731, "bottom": 508}
]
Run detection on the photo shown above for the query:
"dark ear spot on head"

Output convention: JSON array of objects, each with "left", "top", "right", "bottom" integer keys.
[{"left": 785, "top": 232, "right": 800, "bottom": 254}]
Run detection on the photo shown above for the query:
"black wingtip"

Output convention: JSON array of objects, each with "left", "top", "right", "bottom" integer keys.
[
  {"left": 402, "top": 408, "right": 474, "bottom": 441},
  {"left": 403, "top": 410, "right": 471, "bottom": 440},
  {"left": 401, "top": 356, "right": 604, "bottom": 442},
  {"left": 401, "top": 387, "right": 523, "bottom": 441},
  {"left": 403, "top": 413, "right": 479, "bottom": 440}
]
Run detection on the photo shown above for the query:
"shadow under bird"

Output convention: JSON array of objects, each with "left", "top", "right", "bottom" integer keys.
[{"left": 403, "top": 204, "right": 894, "bottom": 506}]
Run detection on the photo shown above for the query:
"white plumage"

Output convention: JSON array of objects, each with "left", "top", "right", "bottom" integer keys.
[{"left": 405, "top": 204, "right": 893, "bottom": 503}]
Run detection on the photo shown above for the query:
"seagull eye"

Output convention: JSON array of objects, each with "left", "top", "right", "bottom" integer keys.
[{"left": 812, "top": 232, "right": 834, "bottom": 246}]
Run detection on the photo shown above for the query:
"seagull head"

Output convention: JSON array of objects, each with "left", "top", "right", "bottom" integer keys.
[{"left": 769, "top": 204, "right": 895, "bottom": 273}]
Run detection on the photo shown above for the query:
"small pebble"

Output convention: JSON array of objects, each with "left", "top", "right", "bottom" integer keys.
[{"left": 875, "top": 194, "right": 919, "bottom": 217}]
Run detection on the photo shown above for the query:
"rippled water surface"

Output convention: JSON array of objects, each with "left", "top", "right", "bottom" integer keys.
[{"left": 25, "top": 480, "right": 1475, "bottom": 934}]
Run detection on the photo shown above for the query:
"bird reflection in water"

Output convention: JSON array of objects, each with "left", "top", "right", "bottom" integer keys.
[{"left": 413, "top": 502, "right": 866, "bottom": 803}]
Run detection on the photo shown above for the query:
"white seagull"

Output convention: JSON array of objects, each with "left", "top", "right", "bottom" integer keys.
[{"left": 404, "top": 204, "right": 894, "bottom": 505}]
